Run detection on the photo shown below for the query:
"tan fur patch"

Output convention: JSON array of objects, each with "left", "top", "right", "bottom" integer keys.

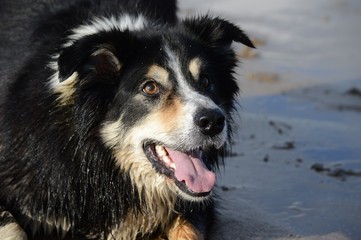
[
  {"left": 189, "top": 58, "right": 202, "bottom": 81},
  {"left": 0, "top": 222, "right": 27, "bottom": 240},
  {"left": 54, "top": 71, "right": 78, "bottom": 105},
  {"left": 166, "top": 215, "right": 203, "bottom": 240},
  {"left": 146, "top": 65, "right": 171, "bottom": 88},
  {"left": 100, "top": 118, "right": 124, "bottom": 149},
  {"left": 152, "top": 97, "right": 182, "bottom": 132}
]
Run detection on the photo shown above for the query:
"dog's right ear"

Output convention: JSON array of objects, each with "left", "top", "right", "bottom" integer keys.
[
  {"left": 58, "top": 42, "right": 122, "bottom": 82},
  {"left": 183, "top": 15, "right": 255, "bottom": 49}
]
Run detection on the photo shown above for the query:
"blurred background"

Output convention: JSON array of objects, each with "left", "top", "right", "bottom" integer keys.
[
  {"left": 180, "top": 1, "right": 361, "bottom": 239},
  {"left": 181, "top": 0, "right": 361, "bottom": 96}
]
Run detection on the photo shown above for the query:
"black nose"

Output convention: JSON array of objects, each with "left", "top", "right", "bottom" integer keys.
[{"left": 194, "top": 108, "right": 225, "bottom": 137}]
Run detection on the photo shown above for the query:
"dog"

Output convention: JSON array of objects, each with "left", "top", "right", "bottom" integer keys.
[{"left": 0, "top": 0, "right": 254, "bottom": 239}]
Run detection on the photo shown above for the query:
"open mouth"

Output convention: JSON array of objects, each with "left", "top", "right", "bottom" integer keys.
[{"left": 143, "top": 143, "right": 216, "bottom": 198}]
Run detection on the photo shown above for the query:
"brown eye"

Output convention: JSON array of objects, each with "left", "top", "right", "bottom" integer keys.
[
  {"left": 199, "top": 75, "right": 209, "bottom": 90},
  {"left": 142, "top": 80, "right": 159, "bottom": 96}
]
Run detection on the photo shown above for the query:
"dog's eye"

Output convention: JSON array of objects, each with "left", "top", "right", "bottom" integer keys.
[
  {"left": 142, "top": 80, "right": 159, "bottom": 96},
  {"left": 199, "top": 75, "right": 210, "bottom": 90}
]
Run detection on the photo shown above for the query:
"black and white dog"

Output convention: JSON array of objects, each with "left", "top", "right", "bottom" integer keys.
[{"left": 0, "top": 0, "right": 254, "bottom": 239}]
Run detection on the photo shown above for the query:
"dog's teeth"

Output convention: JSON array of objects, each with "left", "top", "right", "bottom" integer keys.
[
  {"left": 163, "top": 155, "right": 171, "bottom": 164},
  {"left": 155, "top": 145, "right": 162, "bottom": 153},
  {"left": 154, "top": 145, "right": 175, "bottom": 169},
  {"left": 155, "top": 145, "right": 167, "bottom": 157},
  {"left": 170, "top": 163, "right": 176, "bottom": 170}
]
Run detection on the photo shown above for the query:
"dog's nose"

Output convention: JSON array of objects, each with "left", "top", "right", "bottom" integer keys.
[{"left": 194, "top": 108, "right": 225, "bottom": 137}]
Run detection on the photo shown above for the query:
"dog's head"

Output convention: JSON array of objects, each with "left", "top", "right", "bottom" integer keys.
[{"left": 51, "top": 15, "right": 254, "bottom": 202}]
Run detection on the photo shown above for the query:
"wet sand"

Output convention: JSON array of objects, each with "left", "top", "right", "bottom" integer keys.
[
  {"left": 180, "top": 0, "right": 361, "bottom": 239},
  {"left": 210, "top": 81, "right": 361, "bottom": 239}
]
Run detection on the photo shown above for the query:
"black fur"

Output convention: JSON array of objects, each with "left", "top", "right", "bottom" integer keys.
[{"left": 0, "top": 0, "right": 253, "bottom": 239}]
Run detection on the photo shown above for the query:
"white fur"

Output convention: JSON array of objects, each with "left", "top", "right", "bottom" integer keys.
[
  {"left": 64, "top": 14, "right": 147, "bottom": 48},
  {"left": 47, "top": 54, "right": 61, "bottom": 90}
]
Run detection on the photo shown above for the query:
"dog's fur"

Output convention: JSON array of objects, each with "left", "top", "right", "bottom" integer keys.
[{"left": 0, "top": 0, "right": 254, "bottom": 239}]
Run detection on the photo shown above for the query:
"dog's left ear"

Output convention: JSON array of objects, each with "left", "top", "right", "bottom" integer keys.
[
  {"left": 183, "top": 15, "right": 255, "bottom": 48},
  {"left": 58, "top": 44, "right": 122, "bottom": 81},
  {"left": 90, "top": 47, "right": 122, "bottom": 75}
]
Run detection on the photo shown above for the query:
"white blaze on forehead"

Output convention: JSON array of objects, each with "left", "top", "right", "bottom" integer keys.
[
  {"left": 64, "top": 14, "right": 147, "bottom": 47},
  {"left": 163, "top": 45, "right": 228, "bottom": 148}
]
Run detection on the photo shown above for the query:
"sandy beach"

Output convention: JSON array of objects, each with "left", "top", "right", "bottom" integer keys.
[{"left": 1, "top": 0, "right": 360, "bottom": 239}]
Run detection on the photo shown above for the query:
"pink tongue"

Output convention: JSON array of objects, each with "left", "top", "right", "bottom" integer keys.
[{"left": 165, "top": 148, "right": 216, "bottom": 193}]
